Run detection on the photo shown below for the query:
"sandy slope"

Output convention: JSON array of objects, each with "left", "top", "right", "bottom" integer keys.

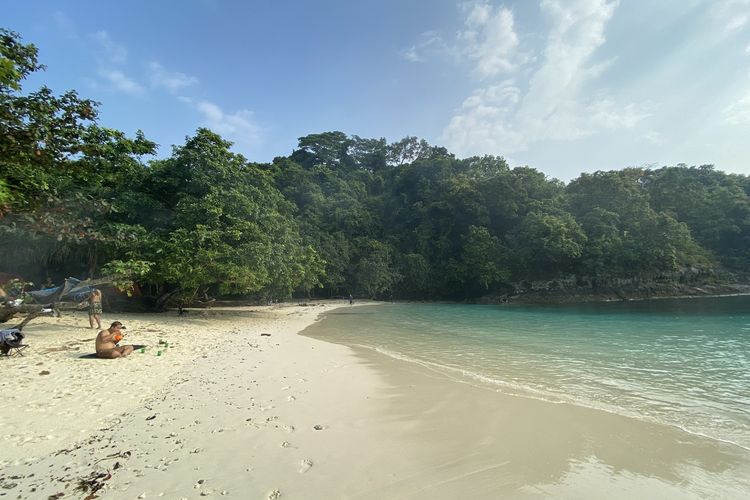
[{"left": 1, "top": 302, "right": 396, "bottom": 498}]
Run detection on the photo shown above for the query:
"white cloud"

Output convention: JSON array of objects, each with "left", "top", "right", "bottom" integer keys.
[
  {"left": 585, "top": 98, "right": 651, "bottom": 130},
  {"left": 53, "top": 11, "right": 77, "bottom": 38},
  {"left": 400, "top": 31, "right": 448, "bottom": 63},
  {"left": 91, "top": 30, "right": 128, "bottom": 64},
  {"left": 148, "top": 62, "right": 198, "bottom": 92},
  {"left": 195, "top": 100, "right": 262, "bottom": 149},
  {"left": 443, "top": 81, "right": 527, "bottom": 153},
  {"left": 723, "top": 92, "right": 750, "bottom": 124},
  {"left": 640, "top": 131, "right": 665, "bottom": 145},
  {"left": 517, "top": 0, "right": 619, "bottom": 134},
  {"left": 97, "top": 69, "right": 144, "bottom": 95},
  {"left": 402, "top": 46, "right": 421, "bottom": 62},
  {"left": 726, "top": 15, "right": 748, "bottom": 31},
  {"left": 442, "top": 0, "right": 647, "bottom": 157},
  {"left": 711, "top": 0, "right": 750, "bottom": 32},
  {"left": 88, "top": 31, "right": 144, "bottom": 96},
  {"left": 401, "top": 3, "right": 521, "bottom": 73},
  {"left": 459, "top": 2, "right": 520, "bottom": 77}
]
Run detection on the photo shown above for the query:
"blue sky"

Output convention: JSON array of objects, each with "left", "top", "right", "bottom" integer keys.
[{"left": 6, "top": 0, "right": 750, "bottom": 180}]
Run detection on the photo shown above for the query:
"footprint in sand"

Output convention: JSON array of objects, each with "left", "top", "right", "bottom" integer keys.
[{"left": 299, "top": 459, "right": 313, "bottom": 473}]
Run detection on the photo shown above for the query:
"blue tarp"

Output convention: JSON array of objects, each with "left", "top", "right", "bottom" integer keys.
[{"left": 27, "top": 278, "right": 95, "bottom": 303}]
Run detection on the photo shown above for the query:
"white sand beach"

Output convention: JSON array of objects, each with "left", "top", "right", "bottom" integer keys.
[
  {"left": 1, "top": 302, "right": 398, "bottom": 498},
  {"left": 1, "top": 302, "right": 749, "bottom": 499}
]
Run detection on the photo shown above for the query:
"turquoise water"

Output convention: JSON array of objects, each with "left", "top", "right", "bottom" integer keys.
[{"left": 304, "top": 297, "right": 750, "bottom": 450}]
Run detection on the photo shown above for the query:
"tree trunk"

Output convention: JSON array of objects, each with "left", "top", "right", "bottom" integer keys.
[{"left": 153, "top": 288, "right": 181, "bottom": 312}]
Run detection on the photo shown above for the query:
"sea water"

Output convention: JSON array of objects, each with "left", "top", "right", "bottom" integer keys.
[{"left": 303, "top": 296, "right": 750, "bottom": 451}]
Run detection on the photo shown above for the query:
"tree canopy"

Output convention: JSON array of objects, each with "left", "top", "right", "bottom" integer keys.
[{"left": 2, "top": 29, "right": 748, "bottom": 305}]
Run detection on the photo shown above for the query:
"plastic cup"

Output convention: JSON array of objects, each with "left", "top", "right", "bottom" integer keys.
[
  {"left": 156, "top": 350, "right": 162, "bottom": 356},
  {"left": 164, "top": 341, "right": 169, "bottom": 348},
  {"left": 140, "top": 347, "right": 145, "bottom": 353}
]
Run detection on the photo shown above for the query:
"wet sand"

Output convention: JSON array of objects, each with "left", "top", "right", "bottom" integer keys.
[
  {"left": 341, "top": 347, "right": 750, "bottom": 499},
  {"left": 1, "top": 303, "right": 748, "bottom": 498}
]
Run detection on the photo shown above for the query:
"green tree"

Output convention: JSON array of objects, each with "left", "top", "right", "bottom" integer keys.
[
  {"left": 1, "top": 29, "right": 98, "bottom": 212},
  {"left": 511, "top": 211, "right": 587, "bottom": 276},
  {"left": 354, "top": 240, "right": 400, "bottom": 298},
  {"left": 143, "top": 129, "right": 323, "bottom": 299},
  {"left": 461, "top": 225, "right": 510, "bottom": 291}
]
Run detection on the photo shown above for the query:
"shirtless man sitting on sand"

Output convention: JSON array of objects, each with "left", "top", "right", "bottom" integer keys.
[{"left": 95, "top": 321, "right": 134, "bottom": 359}]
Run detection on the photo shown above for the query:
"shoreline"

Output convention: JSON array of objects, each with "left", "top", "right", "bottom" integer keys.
[
  {"left": 331, "top": 341, "right": 750, "bottom": 498},
  {"left": 499, "top": 283, "right": 750, "bottom": 305},
  {"left": 2, "top": 301, "right": 749, "bottom": 498},
  {"left": 333, "top": 336, "right": 750, "bottom": 454}
]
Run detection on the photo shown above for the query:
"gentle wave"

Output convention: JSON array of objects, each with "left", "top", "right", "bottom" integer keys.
[
  {"left": 309, "top": 300, "right": 750, "bottom": 452},
  {"left": 353, "top": 342, "right": 750, "bottom": 452}
]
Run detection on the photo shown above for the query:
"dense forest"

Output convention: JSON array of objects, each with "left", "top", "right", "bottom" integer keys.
[{"left": 2, "top": 29, "right": 749, "bottom": 306}]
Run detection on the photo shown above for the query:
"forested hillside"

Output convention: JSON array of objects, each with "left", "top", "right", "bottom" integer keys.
[{"left": 2, "top": 29, "right": 749, "bottom": 305}]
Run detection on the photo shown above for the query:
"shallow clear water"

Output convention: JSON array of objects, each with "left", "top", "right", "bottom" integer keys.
[{"left": 304, "top": 297, "right": 750, "bottom": 450}]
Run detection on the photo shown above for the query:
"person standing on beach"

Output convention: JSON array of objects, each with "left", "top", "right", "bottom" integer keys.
[
  {"left": 87, "top": 289, "right": 103, "bottom": 329},
  {"left": 95, "top": 321, "right": 133, "bottom": 358},
  {"left": 348, "top": 294, "right": 354, "bottom": 305}
]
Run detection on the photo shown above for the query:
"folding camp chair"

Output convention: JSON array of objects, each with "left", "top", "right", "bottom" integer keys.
[{"left": 0, "top": 329, "right": 28, "bottom": 357}]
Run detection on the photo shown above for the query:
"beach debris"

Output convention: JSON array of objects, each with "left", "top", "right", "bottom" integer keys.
[
  {"left": 280, "top": 441, "right": 290, "bottom": 448},
  {"left": 76, "top": 470, "right": 112, "bottom": 498},
  {"left": 313, "top": 425, "right": 323, "bottom": 431},
  {"left": 299, "top": 459, "right": 313, "bottom": 473},
  {"left": 48, "top": 494, "right": 64, "bottom": 499},
  {"left": 146, "top": 415, "right": 157, "bottom": 421},
  {"left": 268, "top": 490, "right": 281, "bottom": 499},
  {"left": 39, "top": 370, "right": 51, "bottom": 375},
  {"left": 260, "top": 333, "right": 271, "bottom": 337},
  {"left": 93, "top": 450, "right": 131, "bottom": 465}
]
